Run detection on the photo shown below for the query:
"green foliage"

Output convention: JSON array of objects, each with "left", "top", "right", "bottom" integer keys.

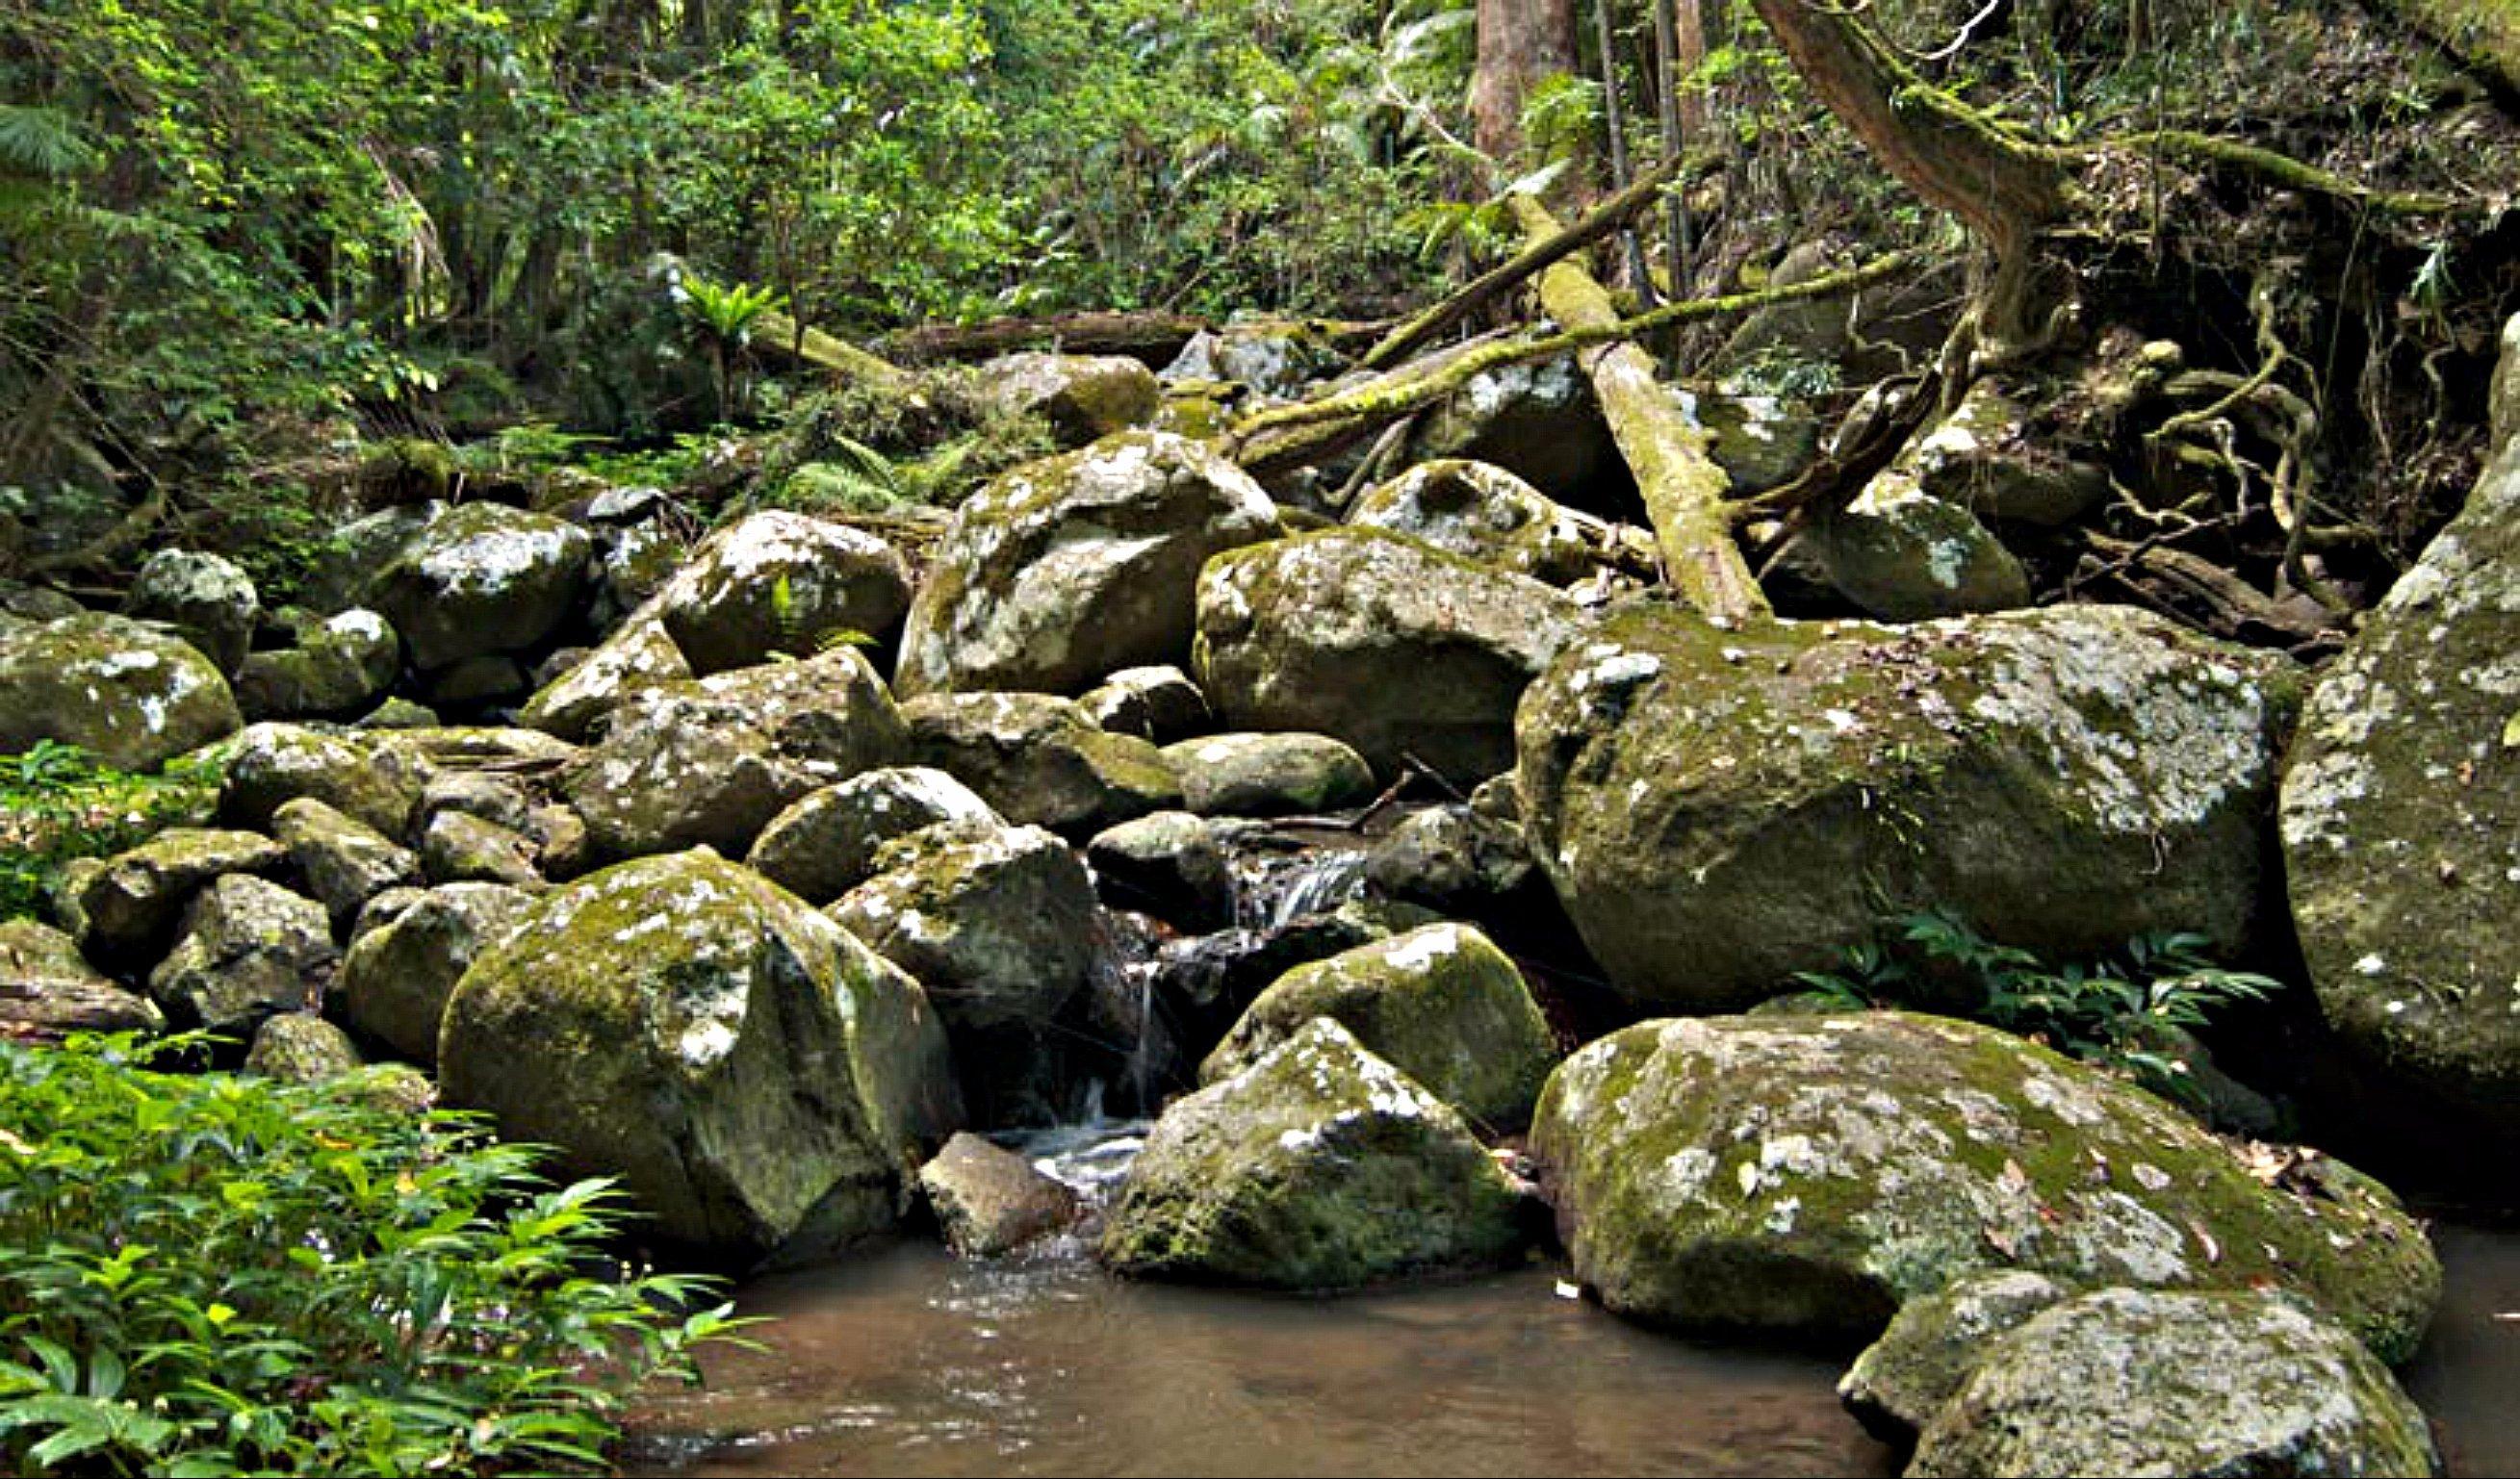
[
  {"left": 0, "top": 1033, "right": 751, "bottom": 1476},
  {"left": 0, "top": 745, "right": 219, "bottom": 922},
  {"left": 1795, "top": 910, "right": 2281, "bottom": 1105}
]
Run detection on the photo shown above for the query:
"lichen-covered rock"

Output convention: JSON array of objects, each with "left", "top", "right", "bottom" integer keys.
[
  {"left": 971, "top": 351, "right": 1162, "bottom": 446},
  {"left": 0, "top": 919, "right": 165, "bottom": 1039},
  {"left": 439, "top": 851, "right": 962, "bottom": 1258},
  {"left": 1517, "top": 603, "right": 2299, "bottom": 1010},
  {"left": 1196, "top": 528, "right": 1581, "bottom": 784},
  {"left": 147, "top": 875, "right": 338, "bottom": 1037},
  {"left": 336, "top": 881, "right": 531, "bottom": 1067},
  {"left": 1530, "top": 1013, "right": 2439, "bottom": 1360},
  {"left": 1687, "top": 389, "right": 1824, "bottom": 499},
  {"left": 419, "top": 809, "right": 543, "bottom": 887},
  {"left": 656, "top": 511, "right": 912, "bottom": 676},
  {"left": 1080, "top": 664, "right": 1211, "bottom": 743},
  {"left": 1812, "top": 471, "right": 2031, "bottom": 621},
  {"left": 124, "top": 549, "right": 259, "bottom": 676},
  {"left": 831, "top": 822, "right": 1100, "bottom": 1033},
  {"left": 234, "top": 609, "right": 401, "bottom": 721},
  {"left": 1403, "top": 354, "right": 1622, "bottom": 504},
  {"left": 561, "top": 649, "right": 907, "bottom": 861},
  {"left": 75, "top": 828, "right": 289, "bottom": 970},
  {"left": 370, "top": 503, "right": 591, "bottom": 669},
  {"left": 1101, "top": 1017, "right": 1531, "bottom": 1288},
  {"left": 1085, "top": 810, "right": 1234, "bottom": 930},
  {"left": 1161, "top": 731, "right": 1376, "bottom": 818},
  {"left": 1909, "top": 1288, "right": 2443, "bottom": 1479},
  {"left": 1906, "top": 378, "right": 2108, "bottom": 528},
  {"left": 1202, "top": 923, "right": 1557, "bottom": 1132},
  {"left": 1838, "top": 1270, "right": 2070, "bottom": 1439},
  {"left": 0, "top": 614, "right": 241, "bottom": 771},
  {"left": 517, "top": 608, "right": 692, "bottom": 740},
  {"left": 271, "top": 797, "right": 421, "bottom": 930},
  {"left": 745, "top": 767, "right": 997, "bottom": 905},
  {"left": 917, "top": 1132, "right": 1082, "bottom": 1257},
  {"left": 1348, "top": 461, "right": 1626, "bottom": 584},
  {"left": 1164, "top": 323, "right": 1345, "bottom": 398},
  {"left": 1363, "top": 803, "right": 1541, "bottom": 920},
  {"left": 218, "top": 723, "right": 420, "bottom": 836},
  {"left": 902, "top": 692, "right": 1180, "bottom": 833},
  {"left": 244, "top": 1012, "right": 366, "bottom": 1083},
  {"left": 895, "top": 431, "right": 1280, "bottom": 698},
  {"left": 2281, "top": 406, "right": 2520, "bottom": 1139}
]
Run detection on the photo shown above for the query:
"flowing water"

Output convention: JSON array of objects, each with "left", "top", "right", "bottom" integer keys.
[{"left": 623, "top": 1126, "right": 2520, "bottom": 1478}]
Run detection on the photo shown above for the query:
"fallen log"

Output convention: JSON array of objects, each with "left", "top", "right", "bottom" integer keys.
[
  {"left": 876, "top": 310, "right": 1211, "bottom": 368},
  {"left": 753, "top": 309, "right": 912, "bottom": 386},
  {"left": 1509, "top": 191, "right": 1767, "bottom": 624}
]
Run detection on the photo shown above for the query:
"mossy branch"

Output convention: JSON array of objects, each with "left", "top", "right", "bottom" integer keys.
[{"left": 2060, "top": 131, "right": 2466, "bottom": 217}]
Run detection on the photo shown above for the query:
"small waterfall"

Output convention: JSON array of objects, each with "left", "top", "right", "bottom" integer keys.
[{"left": 1230, "top": 845, "right": 1372, "bottom": 931}]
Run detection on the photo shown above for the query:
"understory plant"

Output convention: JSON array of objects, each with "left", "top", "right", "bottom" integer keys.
[
  {"left": 0, "top": 1034, "right": 747, "bottom": 1475},
  {"left": 1795, "top": 909, "right": 2281, "bottom": 1106},
  {"left": 0, "top": 745, "right": 219, "bottom": 922}
]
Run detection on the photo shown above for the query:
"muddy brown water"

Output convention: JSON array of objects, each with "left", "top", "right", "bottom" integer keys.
[{"left": 628, "top": 1146, "right": 2519, "bottom": 1478}]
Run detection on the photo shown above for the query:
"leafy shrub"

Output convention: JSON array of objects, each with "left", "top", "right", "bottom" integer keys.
[
  {"left": 1795, "top": 910, "right": 2280, "bottom": 1105},
  {"left": 0, "top": 745, "right": 220, "bottom": 922},
  {"left": 0, "top": 1034, "right": 746, "bottom": 1476}
]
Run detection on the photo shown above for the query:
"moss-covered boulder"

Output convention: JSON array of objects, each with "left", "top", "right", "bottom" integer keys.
[
  {"left": 124, "top": 549, "right": 259, "bottom": 676},
  {"left": 437, "top": 851, "right": 963, "bottom": 1260},
  {"left": 895, "top": 431, "right": 1280, "bottom": 698},
  {"left": 1811, "top": 470, "right": 2032, "bottom": 621},
  {"left": 1910, "top": 1288, "right": 2442, "bottom": 1478},
  {"left": 971, "top": 351, "right": 1162, "bottom": 446},
  {"left": 2281, "top": 398, "right": 2520, "bottom": 1141},
  {"left": 271, "top": 797, "right": 419, "bottom": 931},
  {"left": 561, "top": 648, "right": 906, "bottom": 861},
  {"left": 1196, "top": 527, "right": 1581, "bottom": 785},
  {"left": 1905, "top": 378, "right": 2109, "bottom": 528},
  {"left": 831, "top": 821, "right": 1099, "bottom": 1034},
  {"left": 657, "top": 511, "right": 912, "bottom": 676},
  {"left": 336, "top": 881, "right": 531, "bottom": 1068},
  {"left": 517, "top": 608, "right": 692, "bottom": 741},
  {"left": 234, "top": 609, "right": 401, "bottom": 721},
  {"left": 1161, "top": 731, "right": 1376, "bottom": 818},
  {"left": 370, "top": 503, "right": 591, "bottom": 670},
  {"left": 0, "top": 919, "right": 165, "bottom": 1039},
  {"left": 1165, "top": 323, "right": 1345, "bottom": 398},
  {"left": 1101, "top": 1017, "right": 1532, "bottom": 1289},
  {"left": 746, "top": 767, "right": 997, "bottom": 905},
  {"left": 1348, "top": 460, "right": 1630, "bottom": 584},
  {"left": 902, "top": 692, "right": 1180, "bottom": 833},
  {"left": 1530, "top": 1013, "right": 2439, "bottom": 1361},
  {"left": 244, "top": 1012, "right": 366, "bottom": 1084},
  {"left": 1200, "top": 923, "right": 1557, "bottom": 1132},
  {"left": 75, "top": 827, "right": 289, "bottom": 970},
  {"left": 1516, "top": 602, "right": 2298, "bottom": 1011},
  {"left": 147, "top": 875, "right": 338, "bottom": 1036},
  {"left": 1080, "top": 664, "right": 1211, "bottom": 743},
  {"left": 419, "top": 809, "right": 542, "bottom": 887},
  {"left": 218, "top": 723, "right": 422, "bottom": 836},
  {"left": 1838, "top": 1269, "right": 2070, "bottom": 1440},
  {"left": 1402, "top": 354, "right": 1620, "bottom": 504},
  {"left": 1085, "top": 810, "right": 1234, "bottom": 930},
  {"left": 0, "top": 614, "right": 241, "bottom": 772}
]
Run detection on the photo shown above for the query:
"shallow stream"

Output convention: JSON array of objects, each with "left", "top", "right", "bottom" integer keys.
[{"left": 627, "top": 1129, "right": 2520, "bottom": 1477}]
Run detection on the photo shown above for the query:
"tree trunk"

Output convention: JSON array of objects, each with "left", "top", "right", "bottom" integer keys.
[{"left": 1472, "top": 0, "right": 1582, "bottom": 166}]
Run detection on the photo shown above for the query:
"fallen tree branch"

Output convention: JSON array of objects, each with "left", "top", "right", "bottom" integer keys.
[
  {"left": 1360, "top": 155, "right": 1686, "bottom": 371},
  {"left": 2060, "top": 131, "right": 2465, "bottom": 217},
  {"left": 1229, "top": 248, "right": 1923, "bottom": 475},
  {"left": 876, "top": 310, "right": 1212, "bottom": 366}
]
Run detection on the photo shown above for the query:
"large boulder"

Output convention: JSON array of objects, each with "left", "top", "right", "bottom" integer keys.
[
  {"left": 1909, "top": 1288, "right": 2442, "bottom": 1479},
  {"left": 146, "top": 875, "right": 338, "bottom": 1037},
  {"left": 335, "top": 881, "right": 531, "bottom": 1067},
  {"left": 1201, "top": 923, "right": 1558, "bottom": 1132},
  {"left": 1161, "top": 731, "right": 1376, "bottom": 818},
  {"left": 2281, "top": 392, "right": 2520, "bottom": 1140},
  {"left": 1905, "top": 377, "right": 2109, "bottom": 528},
  {"left": 1516, "top": 602, "right": 2299, "bottom": 1010},
  {"left": 902, "top": 692, "right": 1179, "bottom": 833},
  {"left": 970, "top": 351, "right": 1162, "bottom": 446},
  {"left": 656, "top": 511, "right": 912, "bottom": 676},
  {"left": 517, "top": 609, "right": 692, "bottom": 740},
  {"left": 123, "top": 549, "right": 258, "bottom": 676},
  {"left": 0, "top": 614, "right": 241, "bottom": 771},
  {"left": 369, "top": 503, "right": 591, "bottom": 669},
  {"left": 271, "top": 797, "right": 420, "bottom": 931},
  {"left": 1196, "top": 528, "right": 1581, "bottom": 784},
  {"left": 75, "top": 827, "right": 288, "bottom": 970},
  {"left": 916, "top": 1132, "right": 1082, "bottom": 1258},
  {"left": 1402, "top": 354, "right": 1621, "bottom": 505},
  {"left": 0, "top": 919, "right": 165, "bottom": 1039},
  {"left": 1101, "top": 1017, "right": 1531, "bottom": 1288},
  {"left": 1809, "top": 471, "right": 2032, "bottom": 621},
  {"left": 560, "top": 649, "right": 907, "bottom": 861},
  {"left": 1347, "top": 460, "right": 1633, "bottom": 585},
  {"left": 895, "top": 431, "right": 1280, "bottom": 698},
  {"left": 1837, "top": 1269, "right": 2071, "bottom": 1439},
  {"left": 746, "top": 767, "right": 997, "bottom": 905},
  {"left": 1530, "top": 1013, "right": 2439, "bottom": 1361},
  {"left": 218, "top": 723, "right": 422, "bottom": 836},
  {"left": 233, "top": 609, "right": 400, "bottom": 721},
  {"left": 438, "top": 851, "right": 963, "bottom": 1259},
  {"left": 831, "top": 822, "right": 1101, "bottom": 1033}
]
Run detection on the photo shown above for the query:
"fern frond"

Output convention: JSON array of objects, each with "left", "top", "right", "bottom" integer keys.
[{"left": 0, "top": 106, "right": 91, "bottom": 182}]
